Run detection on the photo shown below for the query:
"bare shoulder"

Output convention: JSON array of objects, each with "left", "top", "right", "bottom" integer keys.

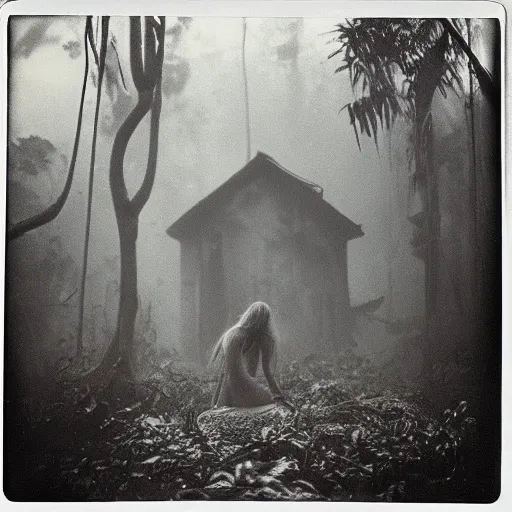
[{"left": 221, "top": 326, "right": 247, "bottom": 350}]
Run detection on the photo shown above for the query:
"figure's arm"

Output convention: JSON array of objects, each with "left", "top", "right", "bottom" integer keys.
[
  {"left": 261, "top": 336, "right": 296, "bottom": 412},
  {"left": 261, "top": 338, "right": 283, "bottom": 399},
  {"left": 212, "top": 371, "right": 224, "bottom": 407}
]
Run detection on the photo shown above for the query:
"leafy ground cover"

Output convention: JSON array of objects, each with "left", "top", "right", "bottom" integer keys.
[{"left": 10, "top": 354, "right": 480, "bottom": 502}]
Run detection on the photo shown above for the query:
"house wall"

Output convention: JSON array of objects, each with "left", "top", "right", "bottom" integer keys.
[
  {"left": 179, "top": 236, "right": 201, "bottom": 362},
  {"left": 179, "top": 172, "right": 354, "bottom": 364}
]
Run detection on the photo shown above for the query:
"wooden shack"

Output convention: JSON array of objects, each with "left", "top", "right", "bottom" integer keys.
[{"left": 167, "top": 152, "right": 364, "bottom": 364}]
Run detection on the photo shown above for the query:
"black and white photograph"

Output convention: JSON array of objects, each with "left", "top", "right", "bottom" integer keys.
[{"left": 1, "top": 0, "right": 505, "bottom": 504}]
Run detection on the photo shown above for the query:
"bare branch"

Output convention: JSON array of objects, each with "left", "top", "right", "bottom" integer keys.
[
  {"left": 131, "top": 16, "right": 166, "bottom": 213},
  {"left": 109, "top": 91, "right": 153, "bottom": 213},
  {"left": 110, "top": 18, "right": 158, "bottom": 212},
  {"left": 143, "top": 16, "right": 157, "bottom": 88},
  {"left": 7, "top": 17, "right": 91, "bottom": 241},
  {"left": 77, "top": 16, "right": 110, "bottom": 358},
  {"left": 110, "top": 39, "right": 128, "bottom": 91},
  {"left": 129, "top": 16, "right": 146, "bottom": 91},
  {"left": 87, "top": 16, "right": 99, "bottom": 67}
]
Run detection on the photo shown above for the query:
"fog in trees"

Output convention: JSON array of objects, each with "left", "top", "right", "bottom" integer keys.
[{"left": 4, "top": 16, "right": 501, "bottom": 503}]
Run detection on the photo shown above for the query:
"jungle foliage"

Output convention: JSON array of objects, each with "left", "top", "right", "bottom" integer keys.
[
  {"left": 329, "top": 18, "right": 495, "bottom": 148},
  {"left": 10, "top": 353, "right": 480, "bottom": 502}
]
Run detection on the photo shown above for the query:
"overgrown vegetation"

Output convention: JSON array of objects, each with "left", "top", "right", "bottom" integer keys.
[
  {"left": 11, "top": 353, "right": 480, "bottom": 502},
  {"left": 329, "top": 18, "right": 496, "bottom": 149}
]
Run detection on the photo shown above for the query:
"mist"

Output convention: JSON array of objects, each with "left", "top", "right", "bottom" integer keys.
[
  {"left": 4, "top": 15, "right": 501, "bottom": 503},
  {"left": 8, "top": 17, "right": 426, "bottom": 360}
]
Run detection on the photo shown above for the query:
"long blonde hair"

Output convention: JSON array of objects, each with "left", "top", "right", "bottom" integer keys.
[{"left": 208, "top": 301, "right": 277, "bottom": 370}]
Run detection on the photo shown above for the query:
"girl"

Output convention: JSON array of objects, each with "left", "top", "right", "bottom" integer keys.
[{"left": 209, "top": 301, "right": 294, "bottom": 411}]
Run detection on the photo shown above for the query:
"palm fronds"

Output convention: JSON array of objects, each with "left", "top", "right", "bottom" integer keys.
[{"left": 329, "top": 18, "right": 467, "bottom": 149}]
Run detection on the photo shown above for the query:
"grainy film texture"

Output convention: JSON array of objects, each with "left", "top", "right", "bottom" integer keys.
[{"left": 4, "top": 16, "right": 501, "bottom": 502}]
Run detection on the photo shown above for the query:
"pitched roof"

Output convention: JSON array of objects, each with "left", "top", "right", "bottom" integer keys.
[{"left": 167, "top": 151, "right": 363, "bottom": 241}]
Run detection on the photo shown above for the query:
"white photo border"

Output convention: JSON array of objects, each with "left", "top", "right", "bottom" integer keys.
[{"left": 0, "top": 1, "right": 508, "bottom": 511}]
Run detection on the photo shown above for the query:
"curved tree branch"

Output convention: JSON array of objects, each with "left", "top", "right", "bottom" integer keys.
[
  {"left": 129, "top": 16, "right": 146, "bottom": 92},
  {"left": 87, "top": 16, "right": 100, "bottom": 67},
  {"left": 110, "top": 19, "right": 156, "bottom": 214},
  {"left": 131, "top": 17, "right": 166, "bottom": 214},
  {"left": 109, "top": 93, "right": 153, "bottom": 213},
  {"left": 7, "top": 17, "right": 92, "bottom": 242},
  {"left": 143, "top": 16, "right": 157, "bottom": 88}
]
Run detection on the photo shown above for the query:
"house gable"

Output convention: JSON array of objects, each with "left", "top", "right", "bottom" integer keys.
[{"left": 166, "top": 152, "right": 363, "bottom": 242}]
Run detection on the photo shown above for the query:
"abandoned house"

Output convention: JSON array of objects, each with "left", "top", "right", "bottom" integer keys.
[{"left": 167, "top": 152, "right": 364, "bottom": 365}]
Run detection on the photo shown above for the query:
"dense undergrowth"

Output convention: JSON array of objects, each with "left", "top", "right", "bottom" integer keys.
[{"left": 8, "top": 353, "right": 482, "bottom": 502}]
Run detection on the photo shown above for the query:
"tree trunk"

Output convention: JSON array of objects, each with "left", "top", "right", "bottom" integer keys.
[
  {"left": 465, "top": 19, "right": 481, "bottom": 340},
  {"left": 77, "top": 17, "right": 109, "bottom": 359},
  {"left": 438, "top": 18, "right": 496, "bottom": 108},
  {"left": 242, "top": 18, "right": 251, "bottom": 162},
  {"left": 78, "top": 17, "right": 166, "bottom": 392},
  {"left": 421, "top": 114, "right": 438, "bottom": 370},
  {"left": 115, "top": 214, "right": 139, "bottom": 378},
  {"left": 83, "top": 212, "right": 140, "bottom": 388},
  {"left": 411, "top": 32, "right": 448, "bottom": 381}
]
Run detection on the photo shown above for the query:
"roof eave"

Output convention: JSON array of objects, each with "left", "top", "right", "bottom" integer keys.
[
  {"left": 350, "top": 224, "right": 364, "bottom": 240},
  {"left": 166, "top": 152, "right": 364, "bottom": 242}
]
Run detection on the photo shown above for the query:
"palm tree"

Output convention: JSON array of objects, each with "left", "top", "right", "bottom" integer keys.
[
  {"left": 329, "top": 18, "right": 495, "bottom": 148},
  {"left": 328, "top": 18, "right": 496, "bottom": 362},
  {"left": 330, "top": 20, "right": 500, "bottom": 499}
]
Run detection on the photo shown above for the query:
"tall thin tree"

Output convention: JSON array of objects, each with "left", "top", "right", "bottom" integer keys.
[
  {"left": 242, "top": 18, "right": 251, "bottom": 162},
  {"left": 86, "top": 16, "right": 166, "bottom": 385},
  {"left": 465, "top": 19, "right": 480, "bottom": 301},
  {"left": 76, "top": 17, "right": 110, "bottom": 359}
]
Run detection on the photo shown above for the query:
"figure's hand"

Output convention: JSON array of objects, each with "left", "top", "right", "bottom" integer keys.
[{"left": 275, "top": 396, "right": 296, "bottom": 414}]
